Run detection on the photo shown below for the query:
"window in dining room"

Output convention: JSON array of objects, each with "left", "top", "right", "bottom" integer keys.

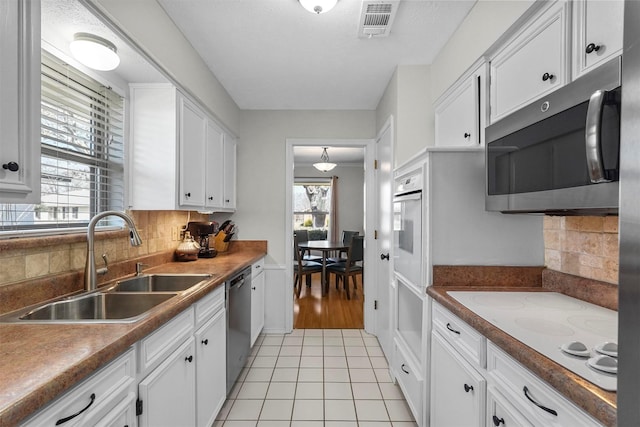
[{"left": 293, "top": 179, "right": 332, "bottom": 235}]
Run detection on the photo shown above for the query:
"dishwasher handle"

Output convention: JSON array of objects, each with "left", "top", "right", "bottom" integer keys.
[{"left": 229, "top": 273, "right": 245, "bottom": 289}]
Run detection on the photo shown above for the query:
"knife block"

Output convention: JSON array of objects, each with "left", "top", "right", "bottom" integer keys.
[{"left": 214, "top": 232, "right": 230, "bottom": 253}]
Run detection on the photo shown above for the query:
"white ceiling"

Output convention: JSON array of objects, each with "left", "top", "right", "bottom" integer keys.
[{"left": 158, "top": 0, "right": 477, "bottom": 110}]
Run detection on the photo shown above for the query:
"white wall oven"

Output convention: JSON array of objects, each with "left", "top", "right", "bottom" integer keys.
[{"left": 393, "top": 171, "right": 423, "bottom": 290}]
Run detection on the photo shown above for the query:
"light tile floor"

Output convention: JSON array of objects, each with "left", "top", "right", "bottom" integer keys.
[{"left": 214, "top": 329, "right": 417, "bottom": 427}]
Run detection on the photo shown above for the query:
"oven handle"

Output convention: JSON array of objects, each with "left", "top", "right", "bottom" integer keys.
[
  {"left": 393, "top": 191, "right": 422, "bottom": 203},
  {"left": 585, "top": 89, "right": 613, "bottom": 184}
]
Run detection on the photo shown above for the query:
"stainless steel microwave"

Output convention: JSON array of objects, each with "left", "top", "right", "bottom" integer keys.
[{"left": 486, "top": 57, "right": 621, "bottom": 215}]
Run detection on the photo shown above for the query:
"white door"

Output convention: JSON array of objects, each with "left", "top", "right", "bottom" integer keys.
[{"left": 374, "top": 119, "right": 394, "bottom": 358}]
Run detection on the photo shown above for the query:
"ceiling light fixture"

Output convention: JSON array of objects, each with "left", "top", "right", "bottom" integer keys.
[
  {"left": 313, "top": 147, "right": 337, "bottom": 172},
  {"left": 299, "top": 0, "right": 338, "bottom": 14},
  {"left": 69, "top": 32, "right": 120, "bottom": 71}
]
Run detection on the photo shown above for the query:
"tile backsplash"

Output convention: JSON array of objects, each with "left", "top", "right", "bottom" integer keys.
[
  {"left": 0, "top": 210, "right": 208, "bottom": 287},
  {"left": 544, "top": 216, "right": 619, "bottom": 284}
]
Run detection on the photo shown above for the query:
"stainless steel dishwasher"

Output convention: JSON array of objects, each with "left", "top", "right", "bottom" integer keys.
[{"left": 226, "top": 266, "right": 252, "bottom": 393}]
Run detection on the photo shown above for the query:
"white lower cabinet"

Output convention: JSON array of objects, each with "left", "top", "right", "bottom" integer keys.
[
  {"left": 430, "top": 331, "right": 486, "bottom": 427},
  {"left": 195, "top": 308, "right": 226, "bottom": 427},
  {"left": 138, "top": 337, "right": 196, "bottom": 427},
  {"left": 392, "top": 339, "right": 423, "bottom": 424},
  {"left": 487, "top": 385, "right": 534, "bottom": 427},
  {"left": 486, "top": 342, "right": 603, "bottom": 427},
  {"left": 22, "top": 347, "right": 137, "bottom": 427},
  {"left": 251, "top": 257, "right": 265, "bottom": 346},
  {"left": 137, "top": 287, "right": 226, "bottom": 426}
]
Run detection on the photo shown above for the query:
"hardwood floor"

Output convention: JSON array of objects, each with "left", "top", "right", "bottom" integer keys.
[{"left": 293, "top": 272, "right": 364, "bottom": 329}]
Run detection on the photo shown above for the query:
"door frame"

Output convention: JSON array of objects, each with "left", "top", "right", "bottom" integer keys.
[{"left": 285, "top": 138, "right": 376, "bottom": 332}]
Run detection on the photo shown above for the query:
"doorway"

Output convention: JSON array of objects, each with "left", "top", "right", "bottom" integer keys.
[{"left": 285, "top": 139, "right": 376, "bottom": 331}]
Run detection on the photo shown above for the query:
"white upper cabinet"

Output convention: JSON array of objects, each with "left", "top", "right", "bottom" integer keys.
[
  {"left": 129, "top": 84, "right": 236, "bottom": 212},
  {"left": 489, "top": 1, "right": 570, "bottom": 123},
  {"left": 572, "top": 0, "right": 624, "bottom": 79},
  {"left": 435, "top": 60, "right": 487, "bottom": 147},
  {"left": 222, "top": 134, "right": 237, "bottom": 210},
  {"left": 204, "top": 120, "right": 225, "bottom": 209},
  {"left": 179, "top": 96, "right": 207, "bottom": 208},
  {"left": 0, "top": 0, "right": 41, "bottom": 203}
]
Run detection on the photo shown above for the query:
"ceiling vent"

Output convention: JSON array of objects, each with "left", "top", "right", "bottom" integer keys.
[{"left": 358, "top": 1, "right": 400, "bottom": 38}]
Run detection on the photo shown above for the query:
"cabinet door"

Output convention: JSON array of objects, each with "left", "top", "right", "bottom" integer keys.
[
  {"left": 490, "top": 1, "right": 569, "bottom": 122},
  {"left": 222, "top": 134, "right": 236, "bottom": 210},
  {"left": 179, "top": 96, "right": 206, "bottom": 208},
  {"left": 487, "top": 386, "right": 534, "bottom": 427},
  {"left": 572, "top": 0, "right": 624, "bottom": 79},
  {"left": 431, "top": 332, "right": 486, "bottom": 427},
  {"left": 251, "top": 261, "right": 265, "bottom": 346},
  {"left": 204, "top": 120, "right": 224, "bottom": 209},
  {"left": 138, "top": 337, "right": 196, "bottom": 427},
  {"left": 0, "top": 0, "right": 40, "bottom": 202},
  {"left": 195, "top": 309, "right": 226, "bottom": 427},
  {"left": 435, "top": 64, "right": 485, "bottom": 147}
]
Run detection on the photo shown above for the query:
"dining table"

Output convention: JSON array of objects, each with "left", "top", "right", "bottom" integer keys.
[{"left": 298, "top": 240, "right": 349, "bottom": 295}]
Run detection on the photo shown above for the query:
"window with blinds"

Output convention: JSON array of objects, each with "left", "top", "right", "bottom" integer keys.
[{"left": 0, "top": 50, "right": 125, "bottom": 232}]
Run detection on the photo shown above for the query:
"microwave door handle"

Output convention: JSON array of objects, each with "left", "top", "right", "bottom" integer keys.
[{"left": 585, "top": 89, "right": 612, "bottom": 183}]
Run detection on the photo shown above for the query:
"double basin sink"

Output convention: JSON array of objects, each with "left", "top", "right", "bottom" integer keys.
[{"left": 2, "top": 274, "right": 213, "bottom": 323}]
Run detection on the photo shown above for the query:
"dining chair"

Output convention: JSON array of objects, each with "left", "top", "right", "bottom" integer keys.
[
  {"left": 294, "top": 230, "right": 322, "bottom": 262},
  {"left": 327, "top": 235, "right": 364, "bottom": 299},
  {"left": 327, "top": 230, "right": 359, "bottom": 264},
  {"left": 293, "top": 238, "right": 322, "bottom": 297}
]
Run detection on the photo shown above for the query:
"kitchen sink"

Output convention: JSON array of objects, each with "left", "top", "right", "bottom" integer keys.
[
  {"left": 109, "top": 274, "right": 213, "bottom": 293},
  {"left": 16, "top": 292, "right": 177, "bottom": 322}
]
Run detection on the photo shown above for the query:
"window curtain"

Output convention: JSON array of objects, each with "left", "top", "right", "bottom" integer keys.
[{"left": 330, "top": 175, "right": 338, "bottom": 241}]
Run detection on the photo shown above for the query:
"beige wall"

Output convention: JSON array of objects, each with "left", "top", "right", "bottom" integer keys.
[
  {"left": 89, "top": 0, "right": 241, "bottom": 135},
  {"left": 234, "top": 110, "right": 376, "bottom": 265}
]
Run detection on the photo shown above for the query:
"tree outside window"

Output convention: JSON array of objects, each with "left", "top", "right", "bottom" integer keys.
[{"left": 293, "top": 180, "right": 332, "bottom": 234}]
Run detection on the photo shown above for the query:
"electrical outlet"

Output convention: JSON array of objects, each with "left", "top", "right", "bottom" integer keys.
[
  {"left": 178, "top": 226, "right": 185, "bottom": 240},
  {"left": 171, "top": 226, "right": 178, "bottom": 241}
]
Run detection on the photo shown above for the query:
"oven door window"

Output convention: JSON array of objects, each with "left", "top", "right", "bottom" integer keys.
[{"left": 393, "top": 192, "right": 422, "bottom": 289}]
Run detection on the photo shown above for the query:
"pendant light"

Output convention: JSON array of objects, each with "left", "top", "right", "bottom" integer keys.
[
  {"left": 299, "top": 0, "right": 338, "bottom": 14},
  {"left": 70, "top": 33, "right": 120, "bottom": 71},
  {"left": 313, "top": 147, "right": 337, "bottom": 172}
]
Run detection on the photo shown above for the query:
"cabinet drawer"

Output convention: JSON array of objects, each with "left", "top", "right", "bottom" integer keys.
[
  {"left": 393, "top": 339, "right": 423, "bottom": 424},
  {"left": 252, "top": 258, "right": 264, "bottom": 273},
  {"left": 487, "top": 342, "right": 602, "bottom": 427},
  {"left": 487, "top": 385, "right": 534, "bottom": 427},
  {"left": 432, "top": 302, "right": 486, "bottom": 368},
  {"left": 194, "top": 284, "right": 225, "bottom": 328},
  {"left": 23, "top": 348, "right": 136, "bottom": 427},
  {"left": 138, "top": 307, "right": 194, "bottom": 376}
]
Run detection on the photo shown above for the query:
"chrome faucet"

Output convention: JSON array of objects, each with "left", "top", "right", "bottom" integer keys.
[{"left": 85, "top": 211, "right": 143, "bottom": 291}]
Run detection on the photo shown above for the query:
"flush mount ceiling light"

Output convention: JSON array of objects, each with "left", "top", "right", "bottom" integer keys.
[
  {"left": 299, "top": 0, "right": 338, "bottom": 14},
  {"left": 313, "top": 147, "right": 337, "bottom": 172},
  {"left": 69, "top": 32, "right": 120, "bottom": 71}
]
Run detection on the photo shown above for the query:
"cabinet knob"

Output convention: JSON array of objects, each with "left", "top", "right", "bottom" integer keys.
[
  {"left": 464, "top": 383, "right": 474, "bottom": 393},
  {"left": 201, "top": 339, "right": 209, "bottom": 345},
  {"left": 185, "top": 355, "right": 193, "bottom": 363},
  {"left": 492, "top": 415, "right": 505, "bottom": 426},
  {"left": 225, "top": 199, "right": 230, "bottom": 203},
  {"left": 185, "top": 192, "right": 191, "bottom": 198},
  {"left": 2, "top": 162, "right": 19, "bottom": 172},
  {"left": 464, "top": 132, "right": 471, "bottom": 139},
  {"left": 542, "top": 72, "right": 554, "bottom": 82},
  {"left": 586, "top": 43, "right": 601, "bottom": 54},
  {"left": 208, "top": 196, "right": 214, "bottom": 201},
  {"left": 380, "top": 253, "right": 390, "bottom": 260},
  {"left": 252, "top": 286, "right": 256, "bottom": 290}
]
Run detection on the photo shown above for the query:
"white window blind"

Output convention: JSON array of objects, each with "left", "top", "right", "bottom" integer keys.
[{"left": 0, "top": 50, "right": 125, "bottom": 232}]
